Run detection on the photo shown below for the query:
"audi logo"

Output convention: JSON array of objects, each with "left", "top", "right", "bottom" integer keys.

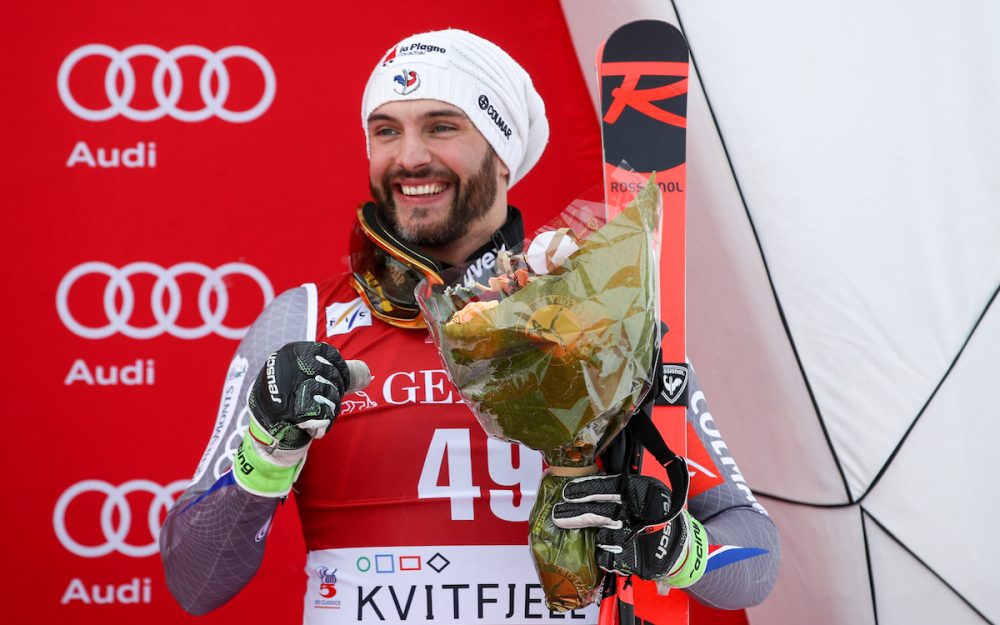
[
  {"left": 57, "top": 44, "right": 276, "bottom": 123},
  {"left": 54, "top": 479, "right": 188, "bottom": 558},
  {"left": 56, "top": 261, "right": 274, "bottom": 340}
]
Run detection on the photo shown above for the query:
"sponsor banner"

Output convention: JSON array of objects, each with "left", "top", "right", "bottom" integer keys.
[
  {"left": 58, "top": 44, "right": 276, "bottom": 124},
  {"left": 57, "top": 261, "right": 274, "bottom": 340},
  {"left": 3, "top": 2, "right": 605, "bottom": 623},
  {"left": 306, "top": 545, "right": 598, "bottom": 624}
]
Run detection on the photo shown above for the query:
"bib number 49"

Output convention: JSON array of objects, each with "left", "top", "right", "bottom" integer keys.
[{"left": 417, "top": 428, "right": 543, "bottom": 522}]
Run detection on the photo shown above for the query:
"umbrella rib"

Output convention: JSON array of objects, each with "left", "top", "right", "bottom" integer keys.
[
  {"left": 860, "top": 506, "right": 880, "bottom": 625},
  {"left": 863, "top": 509, "right": 993, "bottom": 623},
  {"left": 670, "top": 0, "right": 853, "bottom": 502},
  {"left": 858, "top": 282, "right": 1000, "bottom": 502}
]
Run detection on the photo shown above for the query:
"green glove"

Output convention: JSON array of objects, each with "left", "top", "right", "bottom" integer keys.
[
  {"left": 553, "top": 473, "right": 708, "bottom": 589},
  {"left": 233, "top": 342, "right": 350, "bottom": 497}
]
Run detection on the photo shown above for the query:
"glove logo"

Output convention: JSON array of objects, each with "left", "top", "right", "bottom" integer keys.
[
  {"left": 655, "top": 530, "right": 671, "bottom": 560},
  {"left": 264, "top": 352, "right": 282, "bottom": 404},
  {"left": 235, "top": 444, "right": 255, "bottom": 475},
  {"left": 53, "top": 479, "right": 188, "bottom": 558}
]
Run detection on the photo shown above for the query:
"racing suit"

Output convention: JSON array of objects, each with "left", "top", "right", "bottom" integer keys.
[{"left": 160, "top": 208, "right": 780, "bottom": 623}]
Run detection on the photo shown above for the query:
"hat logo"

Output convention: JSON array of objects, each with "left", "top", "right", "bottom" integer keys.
[
  {"left": 393, "top": 69, "right": 420, "bottom": 95},
  {"left": 381, "top": 47, "right": 397, "bottom": 67},
  {"left": 477, "top": 94, "right": 513, "bottom": 139}
]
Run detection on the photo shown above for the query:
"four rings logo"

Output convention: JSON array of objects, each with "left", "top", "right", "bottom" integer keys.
[
  {"left": 56, "top": 261, "right": 274, "bottom": 340},
  {"left": 54, "top": 479, "right": 188, "bottom": 558},
  {"left": 57, "top": 44, "right": 276, "bottom": 123}
]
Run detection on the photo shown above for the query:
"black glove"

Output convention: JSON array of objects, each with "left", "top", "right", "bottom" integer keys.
[
  {"left": 551, "top": 473, "right": 708, "bottom": 588},
  {"left": 247, "top": 341, "right": 350, "bottom": 451}
]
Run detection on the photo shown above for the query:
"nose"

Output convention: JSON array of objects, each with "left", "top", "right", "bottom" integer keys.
[{"left": 395, "top": 131, "right": 432, "bottom": 172}]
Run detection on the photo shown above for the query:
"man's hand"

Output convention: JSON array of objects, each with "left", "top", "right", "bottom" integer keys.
[
  {"left": 552, "top": 474, "right": 708, "bottom": 589},
  {"left": 248, "top": 342, "right": 351, "bottom": 450},
  {"left": 234, "top": 342, "right": 351, "bottom": 497}
]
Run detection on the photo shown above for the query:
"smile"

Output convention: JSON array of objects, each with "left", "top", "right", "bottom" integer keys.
[{"left": 399, "top": 183, "right": 447, "bottom": 196}]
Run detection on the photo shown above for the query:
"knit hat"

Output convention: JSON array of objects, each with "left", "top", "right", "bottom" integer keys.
[{"left": 361, "top": 29, "right": 549, "bottom": 188}]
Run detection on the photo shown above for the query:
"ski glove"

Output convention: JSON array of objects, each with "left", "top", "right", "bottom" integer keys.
[
  {"left": 552, "top": 474, "right": 708, "bottom": 589},
  {"left": 234, "top": 342, "right": 350, "bottom": 497}
]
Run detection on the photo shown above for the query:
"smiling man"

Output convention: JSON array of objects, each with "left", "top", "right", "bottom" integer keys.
[
  {"left": 366, "top": 100, "right": 509, "bottom": 265},
  {"left": 160, "top": 29, "right": 778, "bottom": 625}
]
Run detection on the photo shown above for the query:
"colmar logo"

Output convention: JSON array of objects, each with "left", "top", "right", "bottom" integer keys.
[
  {"left": 326, "top": 298, "right": 372, "bottom": 336},
  {"left": 685, "top": 422, "right": 725, "bottom": 498},
  {"left": 692, "top": 390, "right": 768, "bottom": 514},
  {"left": 478, "top": 94, "right": 513, "bottom": 139},
  {"left": 393, "top": 69, "right": 420, "bottom": 95}
]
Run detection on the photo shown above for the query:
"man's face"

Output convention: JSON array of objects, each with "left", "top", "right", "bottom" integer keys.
[{"left": 367, "top": 100, "right": 509, "bottom": 247}]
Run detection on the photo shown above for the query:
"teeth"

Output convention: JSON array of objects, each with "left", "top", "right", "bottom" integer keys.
[{"left": 400, "top": 183, "right": 445, "bottom": 196}]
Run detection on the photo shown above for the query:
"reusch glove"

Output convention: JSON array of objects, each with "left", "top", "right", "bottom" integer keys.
[
  {"left": 234, "top": 342, "right": 350, "bottom": 497},
  {"left": 551, "top": 474, "right": 708, "bottom": 589}
]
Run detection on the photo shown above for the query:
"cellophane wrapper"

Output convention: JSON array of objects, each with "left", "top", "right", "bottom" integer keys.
[{"left": 416, "top": 177, "right": 662, "bottom": 610}]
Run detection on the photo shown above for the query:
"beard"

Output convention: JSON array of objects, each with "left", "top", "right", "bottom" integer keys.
[{"left": 370, "top": 149, "right": 498, "bottom": 248}]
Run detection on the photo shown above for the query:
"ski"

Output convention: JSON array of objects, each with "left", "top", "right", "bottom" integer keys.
[{"left": 598, "top": 19, "right": 690, "bottom": 625}]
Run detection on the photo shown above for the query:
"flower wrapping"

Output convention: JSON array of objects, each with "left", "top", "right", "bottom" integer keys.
[{"left": 416, "top": 177, "right": 662, "bottom": 610}]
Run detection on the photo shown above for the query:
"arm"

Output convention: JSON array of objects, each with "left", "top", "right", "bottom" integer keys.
[
  {"left": 683, "top": 366, "right": 780, "bottom": 609},
  {"left": 556, "top": 365, "right": 779, "bottom": 611},
  {"left": 159, "top": 286, "right": 313, "bottom": 614}
]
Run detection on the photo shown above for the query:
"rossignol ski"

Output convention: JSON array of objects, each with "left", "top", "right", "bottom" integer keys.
[{"left": 598, "top": 19, "right": 691, "bottom": 625}]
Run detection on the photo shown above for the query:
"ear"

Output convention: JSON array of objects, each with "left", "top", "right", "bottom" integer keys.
[{"left": 495, "top": 154, "right": 510, "bottom": 181}]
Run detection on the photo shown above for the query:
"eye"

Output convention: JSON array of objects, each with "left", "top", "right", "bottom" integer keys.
[
  {"left": 431, "top": 124, "right": 457, "bottom": 133},
  {"left": 373, "top": 126, "right": 399, "bottom": 137}
]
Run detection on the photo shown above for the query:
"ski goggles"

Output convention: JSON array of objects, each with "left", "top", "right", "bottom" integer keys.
[{"left": 349, "top": 202, "right": 444, "bottom": 329}]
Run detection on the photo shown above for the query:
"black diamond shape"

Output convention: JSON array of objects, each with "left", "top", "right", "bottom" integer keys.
[{"left": 427, "top": 552, "right": 450, "bottom": 573}]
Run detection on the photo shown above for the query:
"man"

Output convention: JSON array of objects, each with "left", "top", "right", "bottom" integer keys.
[{"left": 160, "top": 29, "right": 779, "bottom": 623}]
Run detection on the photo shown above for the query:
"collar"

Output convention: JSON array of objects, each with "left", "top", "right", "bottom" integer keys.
[{"left": 443, "top": 205, "right": 525, "bottom": 270}]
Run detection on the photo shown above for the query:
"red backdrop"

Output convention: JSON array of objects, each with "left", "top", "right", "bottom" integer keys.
[{"left": 2, "top": 2, "right": 744, "bottom": 624}]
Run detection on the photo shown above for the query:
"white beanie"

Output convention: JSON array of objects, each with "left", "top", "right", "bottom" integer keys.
[{"left": 361, "top": 29, "right": 549, "bottom": 188}]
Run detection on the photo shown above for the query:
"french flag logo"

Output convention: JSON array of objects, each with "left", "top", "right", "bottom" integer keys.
[
  {"left": 393, "top": 69, "right": 420, "bottom": 95},
  {"left": 705, "top": 544, "right": 770, "bottom": 574}
]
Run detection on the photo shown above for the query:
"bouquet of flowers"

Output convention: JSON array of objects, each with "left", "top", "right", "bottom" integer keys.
[{"left": 416, "top": 176, "right": 662, "bottom": 610}]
